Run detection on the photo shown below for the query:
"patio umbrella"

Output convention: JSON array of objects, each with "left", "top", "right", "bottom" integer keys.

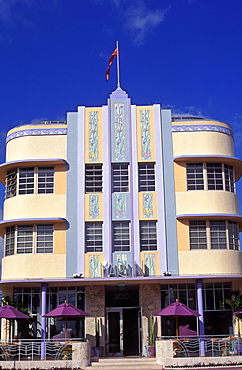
[
  {"left": 43, "top": 302, "right": 90, "bottom": 340},
  {"left": 0, "top": 304, "right": 29, "bottom": 341},
  {"left": 154, "top": 300, "right": 200, "bottom": 338}
]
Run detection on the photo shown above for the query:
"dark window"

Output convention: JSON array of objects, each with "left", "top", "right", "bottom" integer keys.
[
  {"left": 187, "top": 163, "right": 204, "bottom": 190},
  {"left": 140, "top": 221, "right": 157, "bottom": 251},
  {"left": 5, "top": 169, "right": 17, "bottom": 199},
  {"left": 224, "top": 164, "right": 235, "bottom": 193},
  {"left": 189, "top": 220, "right": 207, "bottom": 249},
  {"left": 228, "top": 221, "right": 239, "bottom": 250},
  {"left": 207, "top": 163, "right": 223, "bottom": 190},
  {"left": 5, "top": 226, "right": 15, "bottom": 256},
  {"left": 36, "top": 224, "right": 54, "bottom": 253},
  {"left": 85, "top": 164, "right": 103, "bottom": 193},
  {"left": 138, "top": 163, "right": 155, "bottom": 192},
  {"left": 112, "top": 222, "right": 130, "bottom": 252},
  {"left": 85, "top": 222, "right": 103, "bottom": 252},
  {"left": 210, "top": 220, "right": 227, "bottom": 249},
  {"left": 17, "top": 225, "right": 33, "bottom": 254},
  {"left": 38, "top": 167, "right": 54, "bottom": 194},
  {"left": 19, "top": 167, "right": 35, "bottom": 194},
  {"left": 112, "top": 163, "right": 129, "bottom": 192}
]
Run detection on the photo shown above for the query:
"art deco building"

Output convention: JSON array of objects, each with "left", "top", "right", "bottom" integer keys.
[{"left": 0, "top": 88, "right": 241, "bottom": 356}]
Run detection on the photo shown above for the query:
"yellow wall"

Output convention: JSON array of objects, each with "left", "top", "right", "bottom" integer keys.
[
  {"left": 4, "top": 194, "right": 66, "bottom": 220},
  {"left": 2, "top": 254, "right": 66, "bottom": 279},
  {"left": 174, "top": 162, "right": 187, "bottom": 192},
  {"left": 6, "top": 135, "right": 67, "bottom": 162},
  {"left": 176, "top": 191, "right": 239, "bottom": 215},
  {"left": 84, "top": 108, "right": 103, "bottom": 163},
  {"left": 179, "top": 250, "right": 242, "bottom": 275},
  {"left": 172, "top": 129, "right": 234, "bottom": 158},
  {"left": 136, "top": 106, "right": 156, "bottom": 161},
  {"left": 176, "top": 220, "right": 190, "bottom": 252}
]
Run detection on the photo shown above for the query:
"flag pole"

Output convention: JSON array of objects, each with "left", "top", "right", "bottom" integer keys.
[{"left": 116, "top": 41, "right": 120, "bottom": 88}]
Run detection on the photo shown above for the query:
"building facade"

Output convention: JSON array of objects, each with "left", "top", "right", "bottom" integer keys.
[{"left": 0, "top": 88, "right": 242, "bottom": 355}]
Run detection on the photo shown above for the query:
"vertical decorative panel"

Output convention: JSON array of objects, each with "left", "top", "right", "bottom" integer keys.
[
  {"left": 116, "top": 253, "right": 128, "bottom": 276},
  {"left": 89, "top": 194, "right": 100, "bottom": 219},
  {"left": 140, "top": 110, "right": 151, "bottom": 160},
  {"left": 143, "top": 193, "right": 154, "bottom": 218},
  {"left": 115, "top": 193, "right": 127, "bottom": 219},
  {"left": 114, "top": 103, "right": 125, "bottom": 160},
  {"left": 89, "top": 111, "right": 99, "bottom": 161},
  {"left": 89, "top": 255, "right": 101, "bottom": 277},
  {"left": 144, "top": 253, "right": 155, "bottom": 276}
]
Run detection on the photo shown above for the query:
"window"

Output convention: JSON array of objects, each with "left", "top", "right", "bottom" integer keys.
[
  {"left": 138, "top": 163, "right": 155, "bottom": 191},
  {"left": 36, "top": 224, "right": 54, "bottom": 253},
  {"left": 5, "top": 224, "right": 54, "bottom": 255},
  {"left": 140, "top": 221, "right": 157, "bottom": 251},
  {"left": 228, "top": 221, "right": 239, "bottom": 250},
  {"left": 186, "top": 162, "right": 235, "bottom": 193},
  {"left": 112, "top": 221, "right": 130, "bottom": 252},
  {"left": 85, "top": 164, "right": 103, "bottom": 193},
  {"left": 112, "top": 163, "right": 129, "bottom": 192},
  {"left": 5, "top": 226, "right": 15, "bottom": 256},
  {"left": 206, "top": 163, "right": 223, "bottom": 190},
  {"left": 17, "top": 225, "right": 33, "bottom": 254},
  {"left": 38, "top": 167, "right": 54, "bottom": 194},
  {"left": 189, "top": 221, "right": 207, "bottom": 249},
  {"left": 5, "top": 169, "right": 17, "bottom": 199},
  {"left": 224, "top": 164, "right": 235, "bottom": 193},
  {"left": 210, "top": 220, "right": 227, "bottom": 249},
  {"left": 189, "top": 220, "right": 239, "bottom": 250},
  {"left": 85, "top": 222, "right": 103, "bottom": 252},
  {"left": 19, "top": 167, "right": 35, "bottom": 194},
  {"left": 187, "top": 163, "right": 204, "bottom": 190}
]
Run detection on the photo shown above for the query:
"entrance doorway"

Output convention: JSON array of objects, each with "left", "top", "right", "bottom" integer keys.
[{"left": 106, "top": 307, "right": 141, "bottom": 356}]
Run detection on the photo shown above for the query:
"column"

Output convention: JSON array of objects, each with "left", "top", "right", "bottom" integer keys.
[
  {"left": 196, "top": 279, "right": 205, "bottom": 356},
  {"left": 41, "top": 283, "right": 47, "bottom": 360}
]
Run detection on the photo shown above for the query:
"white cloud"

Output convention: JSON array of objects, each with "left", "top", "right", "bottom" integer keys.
[{"left": 123, "top": 1, "right": 168, "bottom": 45}]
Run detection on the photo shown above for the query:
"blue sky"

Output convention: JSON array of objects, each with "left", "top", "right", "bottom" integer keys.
[{"left": 0, "top": 0, "right": 241, "bottom": 220}]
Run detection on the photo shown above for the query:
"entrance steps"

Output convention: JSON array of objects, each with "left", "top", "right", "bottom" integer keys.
[{"left": 84, "top": 356, "right": 163, "bottom": 370}]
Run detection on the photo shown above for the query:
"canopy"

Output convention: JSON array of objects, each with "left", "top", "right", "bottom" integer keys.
[
  {"left": 0, "top": 304, "right": 29, "bottom": 319},
  {"left": 43, "top": 302, "right": 90, "bottom": 318}
]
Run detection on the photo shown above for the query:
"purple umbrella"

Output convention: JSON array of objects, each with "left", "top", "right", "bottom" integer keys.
[
  {"left": 43, "top": 302, "right": 90, "bottom": 340},
  {"left": 234, "top": 309, "right": 242, "bottom": 314},
  {"left": 0, "top": 304, "right": 29, "bottom": 341},
  {"left": 154, "top": 300, "right": 200, "bottom": 337}
]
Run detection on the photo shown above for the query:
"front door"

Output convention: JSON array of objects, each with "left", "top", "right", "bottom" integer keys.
[{"left": 106, "top": 307, "right": 141, "bottom": 356}]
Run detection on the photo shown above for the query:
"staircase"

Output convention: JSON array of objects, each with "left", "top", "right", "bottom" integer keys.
[{"left": 83, "top": 356, "right": 163, "bottom": 370}]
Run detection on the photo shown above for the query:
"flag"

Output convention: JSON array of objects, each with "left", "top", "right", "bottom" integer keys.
[{"left": 106, "top": 48, "right": 118, "bottom": 81}]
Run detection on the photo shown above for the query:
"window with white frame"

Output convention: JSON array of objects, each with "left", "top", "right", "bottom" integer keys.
[
  {"left": 112, "top": 163, "right": 129, "bottom": 192},
  {"left": 5, "top": 226, "right": 15, "bottom": 256},
  {"left": 4, "top": 224, "right": 54, "bottom": 255},
  {"left": 36, "top": 224, "right": 54, "bottom": 253},
  {"left": 5, "top": 169, "right": 17, "bottom": 198},
  {"left": 207, "top": 163, "right": 223, "bottom": 190},
  {"left": 19, "top": 167, "right": 35, "bottom": 195},
  {"left": 228, "top": 221, "right": 239, "bottom": 250},
  {"left": 85, "top": 222, "right": 103, "bottom": 252},
  {"left": 5, "top": 166, "right": 55, "bottom": 198},
  {"left": 112, "top": 221, "right": 130, "bottom": 252},
  {"left": 38, "top": 167, "right": 54, "bottom": 194},
  {"left": 224, "top": 164, "right": 235, "bottom": 193},
  {"left": 210, "top": 220, "right": 227, "bottom": 249},
  {"left": 85, "top": 164, "right": 103, "bottom": 193},
  {"left": 189, "top": 220, "right": 239, "bottom": 250},
  {"left": 17, "top": 225, "right": 34, "bottom": 254},
  {"left": 140, "top": 221, "right": 157, "bottom": 251},
  {"left": 186, "top": 162, "right": 235, "bottom": 193},
  {"left": 189, "top": 220, "right": 207, "bottom": 249},
  {"left": 187, "top": 163, "right": 204, "bottom": 190},
  {"left": 138, "top": 163, "right": 155, "bottom": 192}
]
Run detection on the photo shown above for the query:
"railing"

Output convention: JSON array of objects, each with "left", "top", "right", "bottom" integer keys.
[
  {"left": 157, "top": 335, "right": 242, "bottom": 358},
  {"left": 0, "top": 338, "right": 87, "bottom": 361}
]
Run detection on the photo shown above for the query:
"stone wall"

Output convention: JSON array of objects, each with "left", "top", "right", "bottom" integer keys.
[
  {"left": 85, "top": 285, "right": 105, "bottom": 348},
  {"left": 139, "top": 283, "right": 161, "bottom": 355}
]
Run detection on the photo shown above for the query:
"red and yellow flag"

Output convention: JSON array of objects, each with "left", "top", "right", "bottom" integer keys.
[{"left": 106, "top": 48, "right": 118, "bottom": 81}]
